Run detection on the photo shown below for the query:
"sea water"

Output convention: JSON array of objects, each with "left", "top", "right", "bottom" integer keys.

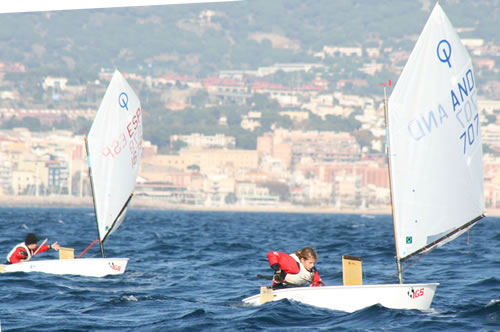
[{"left": 0, "top": 207, "right": 498, "bottom": 331}]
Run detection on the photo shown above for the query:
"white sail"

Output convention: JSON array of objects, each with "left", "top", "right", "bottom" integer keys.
[
  {"left": 87, "top": 70, "right": 143, "bottom": 242},
  {"left": 388, "top": 3, "right": 484, "bottom": 261}
]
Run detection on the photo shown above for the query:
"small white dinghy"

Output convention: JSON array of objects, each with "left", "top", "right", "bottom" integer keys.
[
  {"left": 1, "top": 70, "right": 143, "bottom": 277},
  {"left": 0, "top": 258, "right": 128, "bottom": 278},
  {"left": 243, "top": 283, "right": 438, "bottom": 313},
  {"left": 243, "top": 2, "right": 485, "bottom": 312}
]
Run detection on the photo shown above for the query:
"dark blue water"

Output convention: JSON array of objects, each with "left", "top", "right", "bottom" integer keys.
[{"left": 0, "top": 208, "right": 498, "bottom": 331}]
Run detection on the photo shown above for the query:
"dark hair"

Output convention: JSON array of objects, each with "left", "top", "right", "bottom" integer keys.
[
  {"left": 25, "top": 233, "right": 39, "bottom": 245},
  {"left": 295, "top": 247, "right": 318, "bottom": 261}
]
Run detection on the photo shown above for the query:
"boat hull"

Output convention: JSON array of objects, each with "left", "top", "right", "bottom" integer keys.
[
  {"left": 0, "top": 258, "right": 128, "bottom": 277},
  {"left": 242, "top": 283, "right": 439, "bottom": 313}
]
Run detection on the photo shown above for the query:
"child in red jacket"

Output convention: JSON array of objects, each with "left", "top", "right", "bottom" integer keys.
[
  {"left": 267, "top": 247, "right": 325, "bottom": 288},
  {"left": 6, "top": 233, "right": 60, "bottom": 264}
]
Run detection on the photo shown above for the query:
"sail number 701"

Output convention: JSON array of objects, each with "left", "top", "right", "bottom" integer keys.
[{"left": 459, "top": 113, "right": 479, "bottom": 154}]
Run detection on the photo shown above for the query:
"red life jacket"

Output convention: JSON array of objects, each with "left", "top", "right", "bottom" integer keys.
[
  {"left": 7, "top": 242, "right": 33, "bottom": 264},
  {"left": 267, "top": 251, "right": 325, "bottom": 287},
  {"left": 6, "top": 242, "right": 50, "bottom": 264}
]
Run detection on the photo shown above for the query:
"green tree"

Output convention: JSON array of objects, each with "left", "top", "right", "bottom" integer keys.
[
  {"left": 71, "top": 116, "right": 93, "bottom": 135},
  {"left": 187, "top": 164, "right": 200, "bottom": 172},
  {"left": 225, "top": 192, "right": 237, "bottom": 204},
  {"left": 352, "top": 129, "right": 375, "bottom": 150},
  {"left": 172, "top": 140, "right": 188, "bottom": 151}
]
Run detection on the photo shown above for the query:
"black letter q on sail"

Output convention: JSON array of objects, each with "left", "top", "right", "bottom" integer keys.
[{"left": 437, "top": 39, "right": 452, "bottom": 68}]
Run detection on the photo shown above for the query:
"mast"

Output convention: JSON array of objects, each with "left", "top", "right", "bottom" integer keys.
[
  {"left": 85, "top": 136, "right": 105, "bottom": 258},
  {"left": 380, "top": 80, "right": 403, "bottom": 284}
]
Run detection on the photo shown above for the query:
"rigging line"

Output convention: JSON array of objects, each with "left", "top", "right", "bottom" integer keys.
[
  {"left": 77, "top": 237, "right": 99, "bottom": 259},
  {"left": 382, "top": 251, "right": 430, "bottom": 284}
]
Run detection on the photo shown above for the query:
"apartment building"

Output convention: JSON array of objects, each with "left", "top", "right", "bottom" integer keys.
[{"left": 170, "top": 133, "right": 236, "bottom": 149}]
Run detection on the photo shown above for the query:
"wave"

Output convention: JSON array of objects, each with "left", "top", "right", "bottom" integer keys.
[
  {"left": 0, "top": 208, "right": 498, "bottom": 331},
  {"left": 459, "top": 299, "right": 500, "bottom": 328}
]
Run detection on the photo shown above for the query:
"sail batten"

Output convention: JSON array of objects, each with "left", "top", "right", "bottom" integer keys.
[
  {"left": 388, "top": 3, "right": 484, "bottom": 262},
  {"left": 87, "top": 70, "right": 143, "bottom": 243}
]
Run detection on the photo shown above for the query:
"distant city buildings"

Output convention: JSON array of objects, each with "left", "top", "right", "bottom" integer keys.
[
  {"left": 0, "top": 32, "right": 499, "bottom": 210},
  {"left": 170, "top": 133, "right": 235, "bottom": 149},
  {"left": 2, "top": 120, "right": 500, "bottom": 209}
]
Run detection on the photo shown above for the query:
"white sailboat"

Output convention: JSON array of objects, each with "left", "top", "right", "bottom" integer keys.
[
  {"left": 1, "top": 70, "right": 143, "bottom": 277},
  {"left": 243, "top": 2, "right": 484, "bottom": 312}
]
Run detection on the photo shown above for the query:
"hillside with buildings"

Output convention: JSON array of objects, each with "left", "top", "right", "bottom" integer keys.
[{"left": 0, "top": 0, "right": 500, "bottom": 212}]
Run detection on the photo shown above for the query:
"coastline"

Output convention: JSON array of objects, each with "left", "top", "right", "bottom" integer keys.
[
  {"left": 0, "top": 195, "right": 390, "bottom": 215},
  {"left": 1, "top": 195, "right": 499, "bottom": 217}
]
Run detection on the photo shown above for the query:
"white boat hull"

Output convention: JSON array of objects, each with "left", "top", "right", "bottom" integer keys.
[
  {"left": 243, "top": 283, "right": 439, "bottom": 313},
  {"left": 0, "top": 258, "right": 128, "bottom": 277}
]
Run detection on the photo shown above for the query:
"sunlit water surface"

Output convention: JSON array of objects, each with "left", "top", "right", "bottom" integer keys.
[{"left": 0, "top": 208, "right": 498, "bottom": 331}]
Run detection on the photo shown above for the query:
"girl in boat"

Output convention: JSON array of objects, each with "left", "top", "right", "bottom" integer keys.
[
  {"left": 6, "top": 233, "right": 60, "bottom": 264},
  {"left": 267, "top": 247, "right": 325, "bottom": 288}
]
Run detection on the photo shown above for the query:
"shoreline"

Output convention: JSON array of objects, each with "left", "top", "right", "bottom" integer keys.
[
  {"left": 1, "top": 195, "right": 499, "bottom": 217},
  {"left": 0, "top": 195, "right": 390, "bottom": 215}
]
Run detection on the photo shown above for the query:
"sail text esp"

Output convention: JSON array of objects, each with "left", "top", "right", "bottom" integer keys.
[{"left": 101, "top": 106, "right": 143, "bottom": 167}]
